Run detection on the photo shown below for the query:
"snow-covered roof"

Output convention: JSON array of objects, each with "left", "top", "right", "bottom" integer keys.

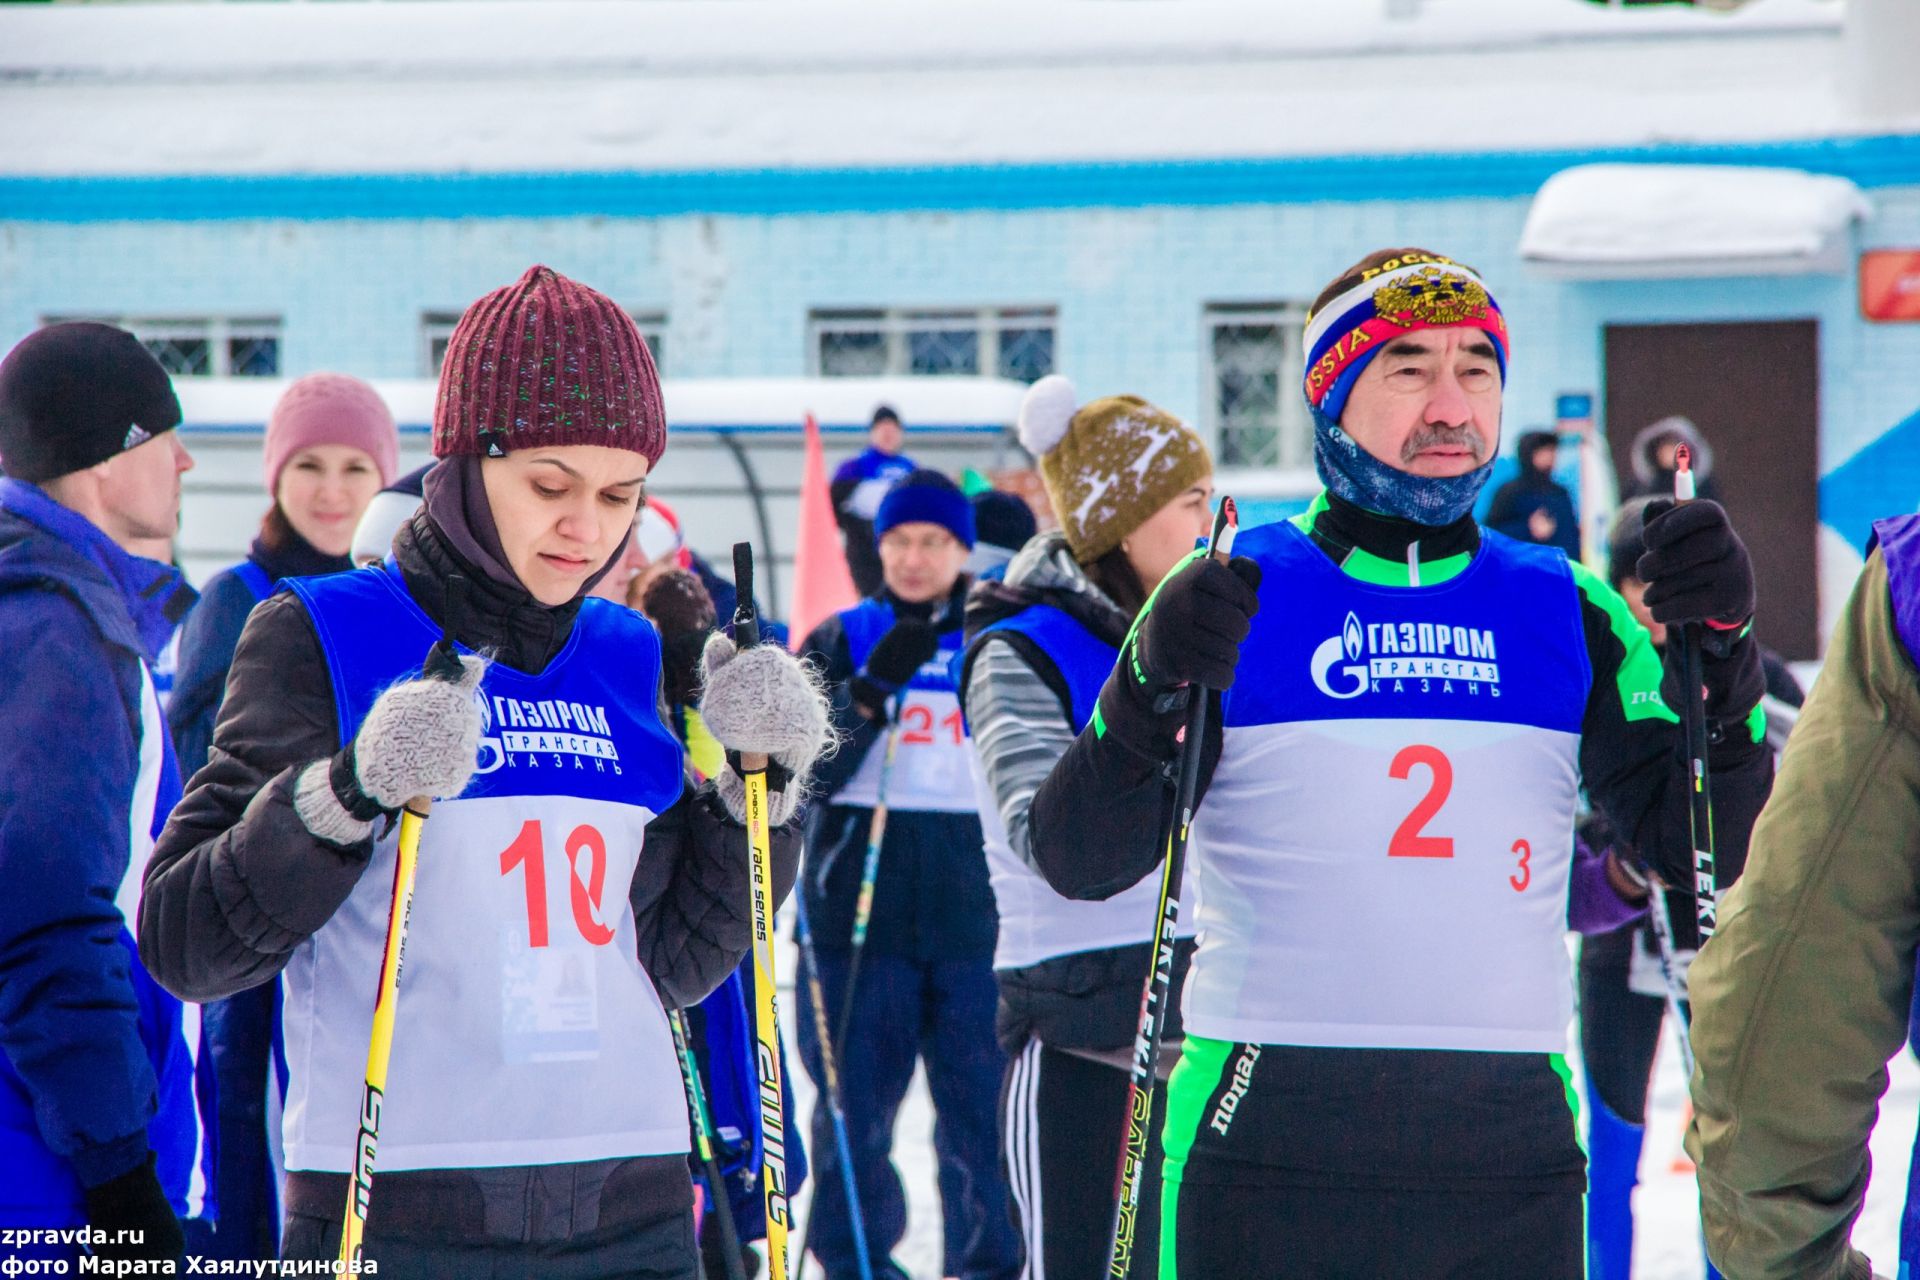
[
  {"left": 1519, "top": 163, "right": 1872, "bottom": 277},
  {"left": 0, "top": 0, "right": 1885, "bottom": 179}
]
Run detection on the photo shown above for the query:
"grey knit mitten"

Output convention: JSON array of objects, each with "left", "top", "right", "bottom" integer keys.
[
  {"left": 699, "top": 633, "right": 832, "bottom": 826},
  {"left": 294, "top": 654, "right": 488, "bottom": 845}
]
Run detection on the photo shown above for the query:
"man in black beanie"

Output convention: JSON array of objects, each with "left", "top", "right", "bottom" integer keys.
[{"left": 0, "top": 323, "right": 199, "bottom": 1265}]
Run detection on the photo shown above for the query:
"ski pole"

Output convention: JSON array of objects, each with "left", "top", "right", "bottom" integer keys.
[
  {"left": 833, "top": 715, "right": 901, "bottom": 1054},
  {"left": 732, "top": 542, "right": 794, "bottom": 1280},
  {"left": 792, "top": 886, "right": 875, "bottom": 1280},
  {"left": 1103, "top": 497, "right": 1238, "bottom": 1280},
  {"left": 339, "top": 629, "right": 464, "bottom": 1266},
  {"left": 1673, "top": 445, "right": 1719, "bottom": 942},
  {"left": 669, "top": 1008, "right": 750, "bottom": 1280},
  {"left": 1642, "top": 888, "right": 1696, "bottom": 1079}
]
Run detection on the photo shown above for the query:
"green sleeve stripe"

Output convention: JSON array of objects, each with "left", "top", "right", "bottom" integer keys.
[
  {"left": 1569, "top": 559, "right": 1679, "bottom": 726},
  {"left": 1747, "top": 701, "right": 1767, "bottom": 745}
]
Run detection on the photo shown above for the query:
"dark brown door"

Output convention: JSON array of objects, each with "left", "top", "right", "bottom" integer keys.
[{"left": 1603, "top": 320, "right": 1820, "bottom": 660}]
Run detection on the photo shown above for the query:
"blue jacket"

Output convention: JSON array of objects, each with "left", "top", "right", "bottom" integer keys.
[{"left": 0, "top": 479, "right": 200, "bottom": 1225}]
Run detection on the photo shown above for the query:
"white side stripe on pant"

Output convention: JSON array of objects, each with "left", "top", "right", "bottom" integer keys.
[{"left": 1003, "top": 1038, "right": 1045, "bottom": 1280}]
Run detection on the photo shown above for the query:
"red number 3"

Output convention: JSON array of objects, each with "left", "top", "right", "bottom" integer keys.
[
  {"left": 1387, "top": 745, "right": 1454, "bottom": 859},
  {"left": 1509, "top": 839, "right": 1531, "bottom": 893},
  {"left": 499, "top": 819, "right": 617, "bottom": 947}
]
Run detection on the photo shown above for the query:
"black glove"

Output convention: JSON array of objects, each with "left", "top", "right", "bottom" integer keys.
[
  {"left": 850, "top": 619, "right": 940, "bottom": 720},
  {"left": 83, "top": 1152, "right": 185, "bottom": 1263},
  {"left": 1133, "top": 555, "right": 1263, "bottom": 690},
  {"left": 1636, "top": 499, "right": 1755, "bottom": 630},
  {"left": 1661, "top": 628, "right": 1766, "bottom": 737}
]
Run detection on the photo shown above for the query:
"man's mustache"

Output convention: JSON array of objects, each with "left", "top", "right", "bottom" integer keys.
[{"left": 1401, "top": 425, "right": 1489, "bottom": 465}]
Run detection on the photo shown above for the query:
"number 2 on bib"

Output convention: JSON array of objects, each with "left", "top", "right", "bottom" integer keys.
[{"left": 1387, "top": 745, "right": 1453, "bottom": 859}]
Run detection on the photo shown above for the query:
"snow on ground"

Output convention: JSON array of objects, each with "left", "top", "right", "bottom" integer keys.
[{"left": 772, "top": 930, "right": 1919, "bottom": 1279}]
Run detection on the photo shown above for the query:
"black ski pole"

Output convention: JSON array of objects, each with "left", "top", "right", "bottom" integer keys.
[
  {"left": 669, "top": 1008, "right": 750, "bottom": 1280},
  {"left": 1102, "top": 497, "right": 1238, "bottom": 1280},
  {"left": 1673, "top": 444, "right": 1719, "bottom": 942}
]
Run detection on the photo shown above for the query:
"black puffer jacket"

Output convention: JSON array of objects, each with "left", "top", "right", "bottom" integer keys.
[
  {"left": 957, "top": 535, "right": 1192, "bottom": 1058},
  {"left": 138, "top": 507, "right": 801, "bottom": 1243}
]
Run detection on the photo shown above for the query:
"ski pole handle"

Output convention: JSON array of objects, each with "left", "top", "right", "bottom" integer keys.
[
  {"left": 732, "top": 543, "right": 762, "bottom": 654},
  {"left": 1674, "top": 443, "right": 1698, "bottom": 503}
]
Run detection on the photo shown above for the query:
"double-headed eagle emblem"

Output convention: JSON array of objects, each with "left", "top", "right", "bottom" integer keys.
[{"left": 1372, "top": 265, "right": 1491, "bottom": 328}]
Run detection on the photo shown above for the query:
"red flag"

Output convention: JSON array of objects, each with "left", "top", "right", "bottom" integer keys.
[{"left": 788, "top": 412, "right": 858, "bottom": 649}]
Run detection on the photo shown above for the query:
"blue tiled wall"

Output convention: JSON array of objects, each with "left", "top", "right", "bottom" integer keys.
[{"left": 6, "top": 174, "right": 1920, "bottom": 545}]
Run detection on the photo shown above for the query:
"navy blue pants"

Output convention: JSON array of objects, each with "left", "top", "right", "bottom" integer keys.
[{"left": 795, "top": 949, "right": 1021, "bottom": 1280}]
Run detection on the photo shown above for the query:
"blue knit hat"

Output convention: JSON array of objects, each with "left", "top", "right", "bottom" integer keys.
[{"left": 874, "top": 469, "right": 975, "bottom": 549}]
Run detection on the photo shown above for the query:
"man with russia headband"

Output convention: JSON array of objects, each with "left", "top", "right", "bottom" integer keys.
[
  {"left": 138, "top": 266, "right": 832, "bottom": 1277},
  {"left": 1029, "top": 247, "right": 1774, "bottom": 1278}
]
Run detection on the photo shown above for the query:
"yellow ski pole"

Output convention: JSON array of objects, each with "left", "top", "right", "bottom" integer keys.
[
  {"left": 730, "top": 542, "right": 792, "bottom": 1280},
  {"left": 339, "top": 632, "right": 463, "bottom": 1265}
]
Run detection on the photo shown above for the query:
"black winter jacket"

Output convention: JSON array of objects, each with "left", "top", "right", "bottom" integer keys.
[
  {"left": 957, "top": 543, "right": 1193, "bottom": 1058},
  {"left": 139, "top": 508, "right": 801, "bottom": 1242}
]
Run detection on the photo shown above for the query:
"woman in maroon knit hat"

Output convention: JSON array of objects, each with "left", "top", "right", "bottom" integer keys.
[{"left": 140, "top": 267, "right": 832, "bottom": 1278}]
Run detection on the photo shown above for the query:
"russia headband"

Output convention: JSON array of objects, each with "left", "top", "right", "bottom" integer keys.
[{"left": 1302, "top": 254, "right": 1510, "bottom": 423}]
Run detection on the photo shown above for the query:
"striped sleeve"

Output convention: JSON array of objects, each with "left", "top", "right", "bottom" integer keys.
[{"left": 966, "top": 638, "right": 1079, "bottom": 875}]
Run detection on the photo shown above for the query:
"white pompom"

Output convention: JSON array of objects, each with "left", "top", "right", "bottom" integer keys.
[{"left": 1018, "top": 374, "right": 1078, "bottom": 458}]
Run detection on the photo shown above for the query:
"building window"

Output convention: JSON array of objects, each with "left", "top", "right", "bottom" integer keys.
[
  {"left": 1204, "top": 302, "right": 1311, "bottom": 469},
  {"left": 422, "top": 310, "right": 666, "bottom": 376},
  {"left": 45, "top": 316, "right": 282, "bottom": 378},
  {"left": 809, "top": 307, "right": 1057, "bottom": 382}
]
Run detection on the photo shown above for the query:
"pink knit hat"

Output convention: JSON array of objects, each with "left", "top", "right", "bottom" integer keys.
[
  {"left": 433, "top": 265, "right": 666, "bottom": 465},
  {"left": 263, "top": 372, "right": 399, "bottom": 494}
]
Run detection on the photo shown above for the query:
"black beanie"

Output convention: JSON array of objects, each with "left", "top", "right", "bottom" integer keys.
[
  {"left": 0, "top": 323, "right": 182, "bottom": 483},
  {"left": 970, "top": 489, "right": 1037, "bottom": 553}
]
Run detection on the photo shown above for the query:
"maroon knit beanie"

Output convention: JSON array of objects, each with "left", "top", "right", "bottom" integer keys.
[{"left": 433, "top": 265, "right": 666, "bottom": 465}]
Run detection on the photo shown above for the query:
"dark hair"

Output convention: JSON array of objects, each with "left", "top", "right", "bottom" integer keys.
[
  {"left": 258, "top": 502, "right": 295, "bottom": 552},
  {"left": 1086, "top": 545, "right": 1149, "bottom": 620},
  {"left": 870, "top": 404, "right": 901, "bottom": 430},
  {"left": 1308, "top": 246, "right": 1482, "bottom": 321}
]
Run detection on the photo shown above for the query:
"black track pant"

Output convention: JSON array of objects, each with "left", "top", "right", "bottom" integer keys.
[
  {"left": 281, "top": 1192, "right": 697, "bottom": 1279},
  {"left": 1166, "top": 1181, "right": 1584, "bottom": 1280},
  {"left": 999, "top": 1039, "right": 1167, "bottom": 1280},
  {"left": 1161, "top": 1038, "right": 1584, "bottom": 1280}
]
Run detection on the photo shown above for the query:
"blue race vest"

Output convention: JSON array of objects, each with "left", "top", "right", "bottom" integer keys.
[
  {"left": 836, "top": 598, "right": 974, "bottom": 814},
  {"left": 1187, "top": 520, "right": 1592, "bottom": 1051},
  {"left": 970, "top": 602, "right": 1115, "bottom": 733},
  {"left": 230, "top": 559, "right": 274, "bottom": 604},
  {"left": 960, "top": 602, "right": 1194, "bottom": 970},
  {"left": 280, "top": 563, "right": 690, "bottom": 1172}
]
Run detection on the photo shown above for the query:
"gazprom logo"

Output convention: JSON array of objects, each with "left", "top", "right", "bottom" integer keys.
[
  {"left": 1310, "top": 610, "right": 1370, "bottom": 700},
  {"left": 1309, "top": 611, "right": 1503, "bottom": 700},
  {"left": 475, "top": 694, "right": 622, "bottom": 775}
]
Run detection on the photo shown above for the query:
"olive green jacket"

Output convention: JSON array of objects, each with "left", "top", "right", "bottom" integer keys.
[{"left": 1688, "top": 549, "right": 1915, "bottom": 1280}]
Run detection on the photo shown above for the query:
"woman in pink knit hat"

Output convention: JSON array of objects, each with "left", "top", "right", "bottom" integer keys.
[
  {"left": 140, "top": 267, "right": 831, "bottom": 1278},
  {"left": 162, "top": 371, "right": 399, "bottom": 1262}
]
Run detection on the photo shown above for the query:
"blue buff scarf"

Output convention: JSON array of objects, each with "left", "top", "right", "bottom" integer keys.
[{"left": 1311, "top": 404, "right": 1496, "bottom": 527}]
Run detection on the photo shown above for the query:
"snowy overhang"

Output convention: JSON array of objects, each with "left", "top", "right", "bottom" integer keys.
[{"left": 1520, "top": 163, "right": 1871, "bottom": 280}]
